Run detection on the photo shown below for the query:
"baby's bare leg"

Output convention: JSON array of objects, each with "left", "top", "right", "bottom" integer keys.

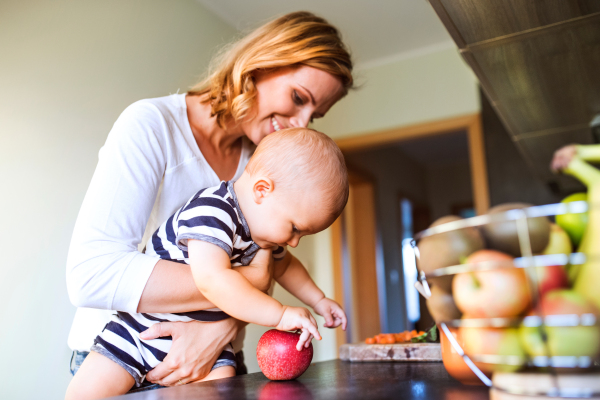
[{"left": 65, "top": 351, "right": 135, "bottom": 400}]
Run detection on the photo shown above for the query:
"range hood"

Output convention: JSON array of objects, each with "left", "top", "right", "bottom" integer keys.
[{"left": 428, "top": 0, "right": 600, "bottom": 192}]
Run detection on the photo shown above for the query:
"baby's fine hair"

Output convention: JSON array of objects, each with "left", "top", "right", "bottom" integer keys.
[{"left": 245, "top": 128, "right": 349, "bottom": 218}]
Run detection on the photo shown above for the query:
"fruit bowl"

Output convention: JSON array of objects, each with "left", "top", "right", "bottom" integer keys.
[{"left": 412, "top": 201, "right": 600, "bottom": 398}]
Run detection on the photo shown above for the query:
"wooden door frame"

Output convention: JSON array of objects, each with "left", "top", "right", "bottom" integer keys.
[
  {"left": 334, "top": 113, "right": 489, "bottom": 215},
  {"left": 330, "top": 113, "right": 489, "bottom": 343}
]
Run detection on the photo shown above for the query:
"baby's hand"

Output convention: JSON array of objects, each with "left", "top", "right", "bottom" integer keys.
[
  {"left": 276, "top": 306, "right": 321, "bottom": 351},
  {"left": 313, "top": 298, "right": 347, "bottom": 331}
]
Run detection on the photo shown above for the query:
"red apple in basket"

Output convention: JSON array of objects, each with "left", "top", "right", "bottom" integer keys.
[
  {"left": 452, "top": 250, "right": 531, "bottom": 318},
  {"left": 257, "top": 330, "right": 313, "bottom": 380},
  {"left": 530, "top": 264, "right": 569, "bottom": 298}
]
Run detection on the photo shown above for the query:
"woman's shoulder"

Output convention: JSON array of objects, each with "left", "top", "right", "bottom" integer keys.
[{"left": 107, "top": 93, "right": 190, "bottom": 147}]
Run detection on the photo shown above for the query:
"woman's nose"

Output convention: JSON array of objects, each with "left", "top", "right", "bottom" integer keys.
[
  {"left": 289, "top": 110, "right": 312, "bottom": 128},
  {"left": 288, "top": 237, "right": 300, "bottom": 248}
]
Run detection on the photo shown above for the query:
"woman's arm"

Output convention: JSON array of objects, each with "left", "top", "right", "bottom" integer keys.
[
  {"left": 66, "top": 101, "right": 168, "bottom": 312},
  {"left": 137, "top": 257, "right": 273, "bottom": 312}
]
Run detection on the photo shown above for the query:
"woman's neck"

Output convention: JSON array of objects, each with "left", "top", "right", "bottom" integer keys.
[
  {"left": 185, "top": 94, "right": 244, "bottom": 181},
  {"left": 185, "top": 94, "right": 244, "bottom": 153}
]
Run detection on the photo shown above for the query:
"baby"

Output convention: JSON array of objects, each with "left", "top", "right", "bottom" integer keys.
[{"left": 66, "top": 127, "right": 349, "bottom": 399}]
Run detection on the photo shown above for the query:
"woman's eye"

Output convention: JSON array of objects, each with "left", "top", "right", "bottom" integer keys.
[
  {"left": 292, "top": 225, "right": 299, "bottom": 233},
  {"left": 292, "top": 91, "right": 304, "bottom": 106}
]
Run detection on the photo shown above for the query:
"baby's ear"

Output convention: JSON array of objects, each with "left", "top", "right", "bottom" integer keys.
[{"left": 252, "top": 177, "right": 274, "bottom": 204}]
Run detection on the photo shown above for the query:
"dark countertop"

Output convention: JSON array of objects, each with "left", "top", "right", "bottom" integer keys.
[{"left": 117, "top": 360, "right": 490, "bottom": 400}]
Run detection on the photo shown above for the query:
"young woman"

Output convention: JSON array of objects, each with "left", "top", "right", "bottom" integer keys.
[{"left": 66, "top": 11, "right": 353, "bottom": 392}]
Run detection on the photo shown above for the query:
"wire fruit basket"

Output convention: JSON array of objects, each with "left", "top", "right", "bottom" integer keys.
[{"left": 412, "top": 201, "right": 600, "bottom": 399}]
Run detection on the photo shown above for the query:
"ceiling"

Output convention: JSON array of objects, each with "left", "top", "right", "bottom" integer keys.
[{"left": 196, "top": 0, "right": 454, "bottom": 69}]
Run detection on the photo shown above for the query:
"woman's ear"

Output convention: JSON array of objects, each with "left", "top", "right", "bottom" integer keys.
[{"left": 252, "top": 177, "right": 274, "bottom": 204}]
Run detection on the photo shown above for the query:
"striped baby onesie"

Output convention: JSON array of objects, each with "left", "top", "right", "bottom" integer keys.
[{"left": 92, "top": 181, "right": 286, "bottom": 386}]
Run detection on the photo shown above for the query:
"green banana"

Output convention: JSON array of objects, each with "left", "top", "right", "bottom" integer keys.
[{"left": 562, "top": 157, "right": 600, "bottom": 310}]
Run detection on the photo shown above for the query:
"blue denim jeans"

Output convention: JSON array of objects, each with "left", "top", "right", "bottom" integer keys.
[{"left": 70, "top": 350, "right": 247, "bottom": 392}]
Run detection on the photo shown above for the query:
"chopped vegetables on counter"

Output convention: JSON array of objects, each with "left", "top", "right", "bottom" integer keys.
[
  {"left": 364, "top": 330, "right": 425, "bottom": 344},
  {"left": 410, "top": 325, "right": 438, "bottom": 343}
]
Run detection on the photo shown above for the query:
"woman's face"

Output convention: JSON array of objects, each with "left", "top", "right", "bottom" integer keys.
[{"left": 240, "top": 66, "right": 345, "bottom": 144}]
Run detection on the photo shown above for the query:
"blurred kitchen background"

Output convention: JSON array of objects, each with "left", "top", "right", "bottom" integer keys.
[{"left": 2, "top": 1, "right": 599, "bottom": 399}]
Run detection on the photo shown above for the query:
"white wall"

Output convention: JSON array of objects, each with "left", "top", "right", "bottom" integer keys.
[
  {"left": 0, "top": 1, "right": 237, "bottom": 399},
  {"left": 313, "top": 47, "right": 480, "bottom": 138}
]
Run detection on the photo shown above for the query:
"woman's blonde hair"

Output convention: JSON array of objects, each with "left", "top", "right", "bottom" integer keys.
[{"left": 189, "top": 11, "right": 353, "bottom": 128}]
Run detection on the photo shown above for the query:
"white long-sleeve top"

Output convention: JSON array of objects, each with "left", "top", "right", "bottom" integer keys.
[{"left": 66, "top": 93, "right": 254, "bottom": 351}]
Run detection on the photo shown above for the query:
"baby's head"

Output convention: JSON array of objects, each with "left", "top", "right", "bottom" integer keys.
[{"left": 237, "top": 127, "right": 348, "bottom": 249}]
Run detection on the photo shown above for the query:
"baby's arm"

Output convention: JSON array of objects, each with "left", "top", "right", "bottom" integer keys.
[
  {"left": 232, "top": 248, "right": 273, "bottom": 294},
  {"left": 275, "top": 253, "right": 347, "bottom": 331},
  {"left": 188, "top": 240, "right": 321, "bottom": 349}
]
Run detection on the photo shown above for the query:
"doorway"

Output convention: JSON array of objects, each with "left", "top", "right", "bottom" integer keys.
[{"left": 331, "top": 113, "right": 488, "bottom": 344}]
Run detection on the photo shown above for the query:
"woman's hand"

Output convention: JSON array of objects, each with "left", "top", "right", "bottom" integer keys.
[{"left": 140, "top": 318, "right": 239, "bottom": 386}]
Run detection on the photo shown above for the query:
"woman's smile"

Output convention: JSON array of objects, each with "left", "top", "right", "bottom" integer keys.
[{"left": 271, "top": 116, "right": 282, "bottom": 132}]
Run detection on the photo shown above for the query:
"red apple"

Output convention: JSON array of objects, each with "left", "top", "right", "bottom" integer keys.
[
  {"left": 453, "top": 250, "right": 531, "bottom": 318},
  {"left": 530, "top": 264, "right": 569, "bottom": 298},
  {"left": 519, "top": 290, "right": 600, "bottom": 359},
  {"left": 257, "top": 330, "right": 313, "bottom": 380}
]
